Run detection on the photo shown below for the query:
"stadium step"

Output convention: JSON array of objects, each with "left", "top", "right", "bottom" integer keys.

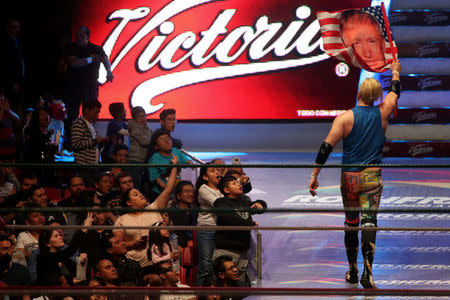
[
  {"left": 396, "top": 42, "right": 450, "bottom": 58},
  {"left": 392, "top": 27, "right": 450, "bottom": 42},
  {"left": 379, "top": 75, "right": 450, "bottom": 109},
  {"left": 383, "top": 140, "right": 450, "bottom": 157},
  {"left": 389, "top": 10, "right": 450, "bottom": 26},
  {"left": 390, "top": 108, "right": 450, "bottom": 124},
  {"left": 391, "top": 0, "right": 450, "bottom": 11},
  {"left": 384, "top": 1, "right": 450, "bottom": 156},
  {"left": 386, "top": 124, "right": 450, "bottom": 140}
]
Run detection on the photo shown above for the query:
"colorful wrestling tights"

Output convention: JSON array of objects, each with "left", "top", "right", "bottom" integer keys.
[{"left": 340, "top": 168, "right": 383, "bottom": 271}]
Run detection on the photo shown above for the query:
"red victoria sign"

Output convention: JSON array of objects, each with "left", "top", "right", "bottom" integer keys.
[{"left": 73, "top": 0, "right": 370, "bottom": 120}]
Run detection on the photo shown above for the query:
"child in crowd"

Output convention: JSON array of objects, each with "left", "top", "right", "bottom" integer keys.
[
  {"left": 15, "top": 207, "right": 45, "bottom": 267},
  {"left": 93, "top": 172, "right": 117, "bottom": 207},
  {"left": 159, "top": 108, "right": 182, "bottom": 149},
  {"left": 48, "top": 99, "right": 67, "bottom": 155},
  {"left": 213, "top": 174, "right": 266, "bottom": 286},
  {"left": 128, "top": 106, "right": 152, "bottom": 191},
  {"left": 148, "top": 222, "right": 181, "bottom": 268},
  {"left": 161, "top": 211, "right": 180, "bottom": 258},
  {"left": 147, "top": 129, "right": 191, "bottom": 199},
  {"left": 225, "top": 169, "right": 252, "bottom": 194},
  {"left": 195, "top": 162, "right": 222, "bottom": 286},
  {"left": 103, "top": 102, "right": 128, "bottom": 163},
  {"left": 211, "top": 159, "right": 227, "bottom": 177},
  {"left": 108, "top": 144, "right": 129, "bottom": 180}
]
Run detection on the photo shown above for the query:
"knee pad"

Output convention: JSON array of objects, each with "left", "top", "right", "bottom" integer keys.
[
  {"left": 344, "top": 217, "right": 360, "bottom": 227},
  {"left": 344, "top": 223, "right": 359, "bottom": 245},
  {"left": 361, "top": 220, "right": 377, "bottom": 227}
]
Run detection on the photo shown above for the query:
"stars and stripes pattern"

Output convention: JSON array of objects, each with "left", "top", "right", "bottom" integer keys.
[{"left": 316, "top": 4, "right": 398, "bottom": 72}]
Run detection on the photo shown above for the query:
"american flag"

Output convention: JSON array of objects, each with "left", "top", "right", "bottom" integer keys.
[{"left": 316, "top": 4, "right": 398, "bottom": 72}]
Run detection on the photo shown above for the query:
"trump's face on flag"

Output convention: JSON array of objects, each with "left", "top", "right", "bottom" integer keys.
[
  {"left": 340, "top": 10, "right": 386, "bottom": 72},
  {"left": 317, "top": 4, "right": 397, "bottom": 73}
]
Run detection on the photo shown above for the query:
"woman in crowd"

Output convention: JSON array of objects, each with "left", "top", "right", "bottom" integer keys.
[
  {"left": 36, "top": 226, "right": 83, "bottom": 286},
  {"left": 114, "top": 154, "right": 178, "bottom": 273},
  {"left": 195, "top": 162, "right": 222, "bottom": 286},
  {"left": 23, "top": 106, "right": 56, "bottom": 164}
]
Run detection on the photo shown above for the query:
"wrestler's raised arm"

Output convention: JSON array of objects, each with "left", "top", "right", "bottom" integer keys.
[{"left": 379, "top": 60, "right": 401, "bottom": 128}]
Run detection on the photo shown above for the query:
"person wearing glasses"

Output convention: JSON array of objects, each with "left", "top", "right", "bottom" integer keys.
[{"left": 157, "top": 260, "right": 196, "bottom": 300}]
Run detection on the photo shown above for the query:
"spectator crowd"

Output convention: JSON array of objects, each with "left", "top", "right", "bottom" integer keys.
[{"left": 0, "top": 19, "right": 267, "bottom": 300}]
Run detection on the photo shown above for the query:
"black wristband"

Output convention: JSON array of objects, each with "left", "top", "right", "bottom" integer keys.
[
  {"left": 389, "top": 80, "right": 401, "bottom": 98},
  {"left": 315, "top": 142, "right": 333, "bottom": 165}
]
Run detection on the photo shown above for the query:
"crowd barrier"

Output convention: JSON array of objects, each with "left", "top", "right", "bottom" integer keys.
[{"left": 1, "top": 161, "right": 449, "bottom": 298}]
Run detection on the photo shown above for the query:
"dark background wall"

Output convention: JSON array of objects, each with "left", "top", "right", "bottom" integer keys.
[{"left": 1, "top": 1, "right": 75, "bottom": 102}]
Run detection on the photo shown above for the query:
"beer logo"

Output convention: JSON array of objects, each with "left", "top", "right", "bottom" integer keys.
[
  {"left": 408, "top": 144, "right": 434, "bottom": 157},
  {"left": 76, "top": 0, "right": 362, "bottom": 119}
]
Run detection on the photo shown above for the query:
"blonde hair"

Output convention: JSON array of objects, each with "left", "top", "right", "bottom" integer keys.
[{"left": 358, "top": 78, "right": 383, "bottom": 105}]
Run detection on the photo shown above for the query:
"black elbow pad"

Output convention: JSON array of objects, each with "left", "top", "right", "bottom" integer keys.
[
  {"left": 315, "top": 142, "right": 333, "bottom": 164},
  {"left": 389, "top": 80, "right": 401, "bottom": 98}
]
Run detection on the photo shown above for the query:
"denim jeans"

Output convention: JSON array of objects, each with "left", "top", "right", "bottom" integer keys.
[{"left": 195, "top": 230, "right": 216, "bottom": 286}]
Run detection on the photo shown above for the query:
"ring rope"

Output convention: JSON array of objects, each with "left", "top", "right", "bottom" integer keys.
[
  {"left": 0, "top": 163, "right": 448, "bottom": 168},
  {"left": 2, "top": 207, "right": 449, "bottom": 214},
  {"left": 2, "top": 286, "right": 450, "bottom": 297},
  {"left": 5, "top": 224, "right": 450, "bottom": 232}
]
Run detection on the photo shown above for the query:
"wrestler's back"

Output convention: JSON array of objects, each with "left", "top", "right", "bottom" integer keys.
[{"left": 342, "top": 106, "right": 386, "bottom": 171}]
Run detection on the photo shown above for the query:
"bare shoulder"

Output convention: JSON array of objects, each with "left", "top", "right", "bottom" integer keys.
[{"left": 335, "top": 110, "right": 353, "bottom": 124}]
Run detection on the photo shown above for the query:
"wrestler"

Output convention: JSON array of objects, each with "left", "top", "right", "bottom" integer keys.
[{"left": 308, "top": 60, "right": 401, "bottom": 288}]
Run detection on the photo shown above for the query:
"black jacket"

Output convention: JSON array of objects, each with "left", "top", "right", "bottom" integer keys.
[{"left": 214, "top": 195, "right": 266, "bottom": 252}]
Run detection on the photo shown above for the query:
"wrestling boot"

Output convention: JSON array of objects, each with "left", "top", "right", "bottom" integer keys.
[
  {"left": 344, "top": 227, "right": 359, "bottom": 284},
  {"left": 360, "top": 225, "right": 377, "bottom": 289},
  {"left": 360, "top": 260, "right": 376, "bottom": 288},
  {"left": 345, "top": 267, "right": 359, "bottom": 284}
]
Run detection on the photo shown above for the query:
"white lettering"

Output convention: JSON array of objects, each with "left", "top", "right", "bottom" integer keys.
[
  {"left": 394, "top": 197, "right": 424, "bottom": 204},
  {"left": 100, "top": 1, "right": 326, "bottom": 112},
  {"left": 315, "top": 196, "right": 341, "bottom": 203},
  {"left": 190, "top": 11, "right": 232, "bottom": 66},
  {"left": 131, "top": 54, "right": 328, "bottom": 113},
  {"left": 99, "top": 7, "right": 151, "bottom": 83},
  {"left": 419, "top": 197, "right": 450, "bottom": 205}
]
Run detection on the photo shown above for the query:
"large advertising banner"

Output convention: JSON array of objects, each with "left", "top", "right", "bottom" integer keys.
[{"left": 73, "top": 0, "right": 371, "bottom": 120}]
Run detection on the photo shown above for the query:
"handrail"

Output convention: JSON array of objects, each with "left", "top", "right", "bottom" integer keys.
[{"left": 180, "top": 148, "right": 205, "bottom": 164}]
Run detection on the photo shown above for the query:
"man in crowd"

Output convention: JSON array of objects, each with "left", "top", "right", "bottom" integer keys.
[
  {"left": 58, "top": 175, "right": 86, "bottom": 243},
  {"left": 212, "top": 255, "right": 248, "bottom": 300},
  {"left": 159, "top": 109, "right": 182, "bottom": 149},
  {"left": 2, "top": 172, "right": 38, "bottom": 224},
  {"left": 59, "top": 175, "right": 86, "bottom": 207},
  {"left": 157, "top": 260, "right": 196, "bottom": 300},
  {"left": 103, "top": 231, "right": 144, "bottom": 286},
  {"left": 95, "top": 258, "right": 119, "bottom": 287},
  {"left": 0, "top": 18, "right": 26, "bottom": 112},
  {"left": 116, "top": 172, "right": 134, "bottom": 195},
  {"left": 71, "top": 100, "right": 108, "bottom": 166},
  {"left": 65, "top": 25, "right": 113, "bottom": 135},
  {"left": 0, "top": 234, "right": 31, "bottom": 300},
  {"left": 0, "top": 89, "right": 20, "bottom": 161},
  {"left": 23, "top": 185, "right": 65, "bottom": 225},
  {"left": 108, "top": 144, "right": 129, "bottom": 178},
  {"left": 213, "top": 255, "right": 240, "bottom": 287}
]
